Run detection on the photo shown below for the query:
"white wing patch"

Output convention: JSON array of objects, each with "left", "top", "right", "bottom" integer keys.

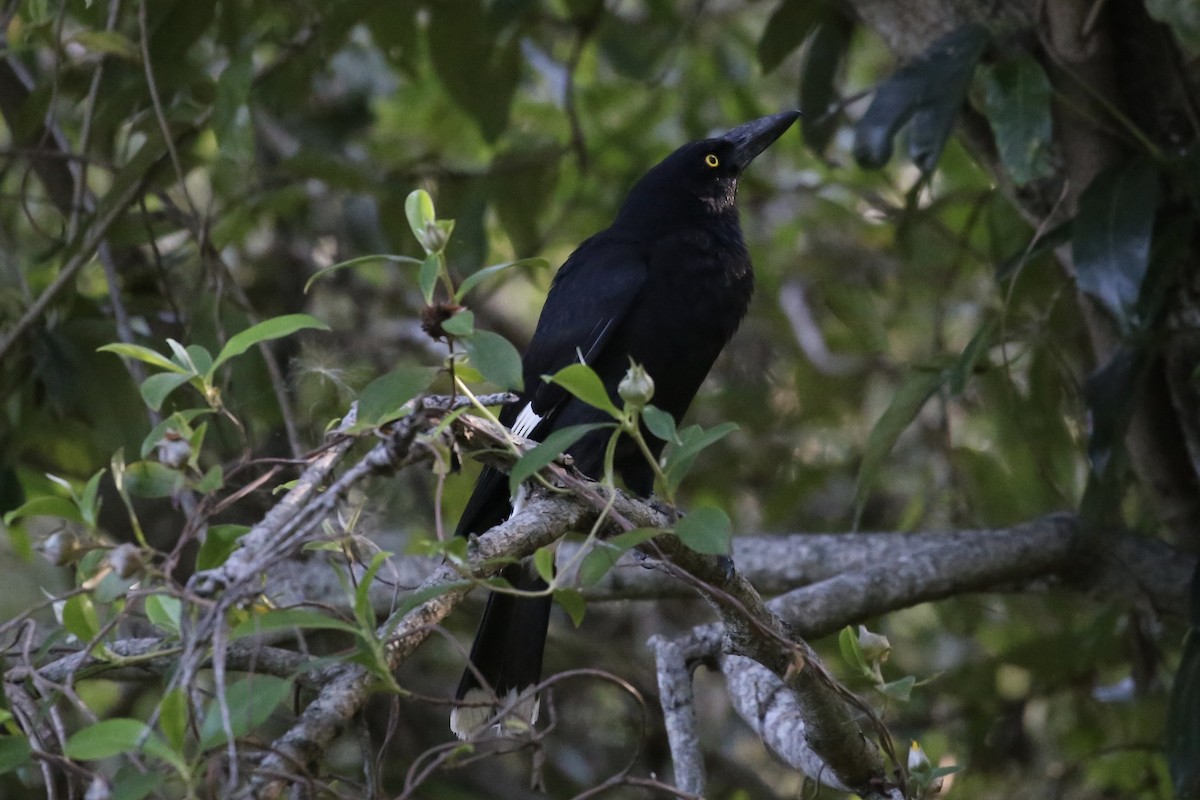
[{"left": 511, "top": 403, "right": 542, "bottom": 438}]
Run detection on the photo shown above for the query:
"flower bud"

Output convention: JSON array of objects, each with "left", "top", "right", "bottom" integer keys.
[
  {"left": 109, "top": 543, "right": 144, "bottom": 579},
  {"left": 41, "top": 530, "right": 83, "bottom": 566},
  {"left": 618, "top": 363, "right": 655, "bottom": 408},
  {"left": 857, "top": 625, "right": 891, "bottom": 664},
  {"left": 908, "top": 740, "right": 930, "bottom": 771}
]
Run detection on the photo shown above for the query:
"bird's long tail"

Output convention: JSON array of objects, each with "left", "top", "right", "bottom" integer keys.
[{"left": 451, "top": 563, "right": 552, "bottom": 739}]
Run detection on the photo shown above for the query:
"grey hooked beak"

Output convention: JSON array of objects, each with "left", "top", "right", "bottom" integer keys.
[{"left": 725, "top": 110, "right": 801, "bottom": 172}]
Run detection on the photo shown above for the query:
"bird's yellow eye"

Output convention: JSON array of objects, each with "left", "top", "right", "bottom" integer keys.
[{"left": 704, "top": 154, "right": 719, "bottom": 168}]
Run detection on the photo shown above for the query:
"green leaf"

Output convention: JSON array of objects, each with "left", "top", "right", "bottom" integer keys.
[
  {"left": 838, "top": 625, "right": 871, "bottom": 676},
  {"left": 355, "top": 366, "right": 439, "bottom": 428},
  {"left": 159, "top": 688, "right": 188, "bottom": 754},
  {"left": 405, "top": 189, "right": 436, "bottom": 244},
  {"left": 979, "top": 56, "right": 1054, "bottom": 186},
  {"left": 210, "top": 314, "right": 330, "bottom": 373},
  {"left": 675, "top": 506, "right": 733, "bottom": 555},
  {"left": 853, "top": 367, "right": 948, "bottom": 527},
  {"left": 427, "top": 0, "right": 521, "bottom": 142},
  {"left": 387, "top": 579, "right": 473, "bottom": 623},
  {"left": 213, "top": 45, "right": 254, "bottom": 160},
  {"left": 98, "top": 343, "right": 190, "bottom": 375},
  {"left": 533, "top": 546, "right": 555, "bottom": 584},
  {"left": 71, "top": 30, "right": 140, "bottom": 61},
  {"left": 139, "top": 372, "right": 194, "bottom": 411},
  {"left": 197, "top": 524, "right": 249, "bottom": 570},
  {"left": 663, "top": 422, "right": 739, "bottom": 492},
  {"left": 111, "top": 769, "right": 164, "bottom": 800},
  {"left": 199, "top": 675, "right": 292, "bottom": 750},
  {"left": 441, "top": 308, "right": 475, "bottom": 337},
  {"left": 3, "top": 495, "right": 83, "bottom": 526},
  {"left": 509, "top": 423, "right": 611, "bottom": 495},
  {"left": 455, "top": 257, "right": 550, "bottom": 301},
  {"left": 144, "top": 594, "right": 181, "bottom": 636},
  {"left": 853, "top": 24, "right": 988, "bottom": 171},
  {"left": 230, "top": 607, "right": 358, "bottom": 640},
  {"left": 1073, "top": 157, "right": 1160, "bottom": 333},
  {"left": 463, "top": 330, "right": 524, "bottom": 391},
  {"left": 757, "top": 0, "right": 824, "bottom": 73},
  {"left": 879, "top": 675, "right": 916, "bottom": 701},
  {"left": 303, "top": 254, "right": 424, "bottom": 293},
  {"left": 995, "top": 219, "right": 1071, "bottom": 283},
  {"left": 63, "top": 594, "right": 101, "bottom": 641},
  {"left": 418, "top": 253, "right": 441, "bottom": 304},
  {"left": 79, "top": 469, "right": 105, "bottom": 529},
  {"left": 545, "top": 363, "right": 619, "bottom": 418},
  {"left": 577, "top": 528, "right": 660, "bottom": 586},
  {"left": 0, "top": 736, "right": 31, "bottom": 775},
  {"left": 139, "top": 410, "right": 210, "bottom": 459},
  {"left": 355, "top": 551, "right": 391, "bottom": 627},
  {"left": 66, "top": 719, "right": 180, "bottom": 771},
  {"left": 949, "top": 319, "right": 993, "bottom": 395},
  {"left": 555, "top": 588, "right": 586, "bottom": 627},
  {"left": 641, "top": 405, "right": 677, "bottom": 442},
  {"left": 800, "top": 17, "right": 853, "bottom": 156},
  {"left": 123, "top": 461, "right": 185, "bottom": 498},
  {"left": 194, "top": 464, "right": 223, "bottom": 493}
]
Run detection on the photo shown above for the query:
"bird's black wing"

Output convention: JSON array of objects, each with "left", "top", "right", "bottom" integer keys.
[{"left": 455, "top": 234, "right": 647, "bottom": 538}]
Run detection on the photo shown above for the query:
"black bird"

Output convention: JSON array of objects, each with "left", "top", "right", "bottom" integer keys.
[{"left": 450, "top": 110, "right": 799, "bottom": 738}]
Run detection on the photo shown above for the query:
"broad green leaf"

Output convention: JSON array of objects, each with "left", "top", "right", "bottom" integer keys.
[
  {"left": 664, "top": 422, "right": 739, "bottom": 492},
  {"left": 210, "top": 314, "right": 330, "bottom": 373},
  {"left": 355, "top": 366, "right": 439, "bottom": 428},
  {"left": 509, "top": 423, "right": 611, "bottom": 495},
  {"left": 199, "top": 675, "right": 292, "bottom": 750},
  {"left": 853, "top": 24, "right": 988, "bottom": 171},
  {"left": 111, "top": 769, "right": 164, "bottom": 800},
  {"left": 441, "top": 308, "right": 475, "bottom": 337},
  {"left": 418, "top": 253, "right": 441, "bottom": 304},
  {"left": 197, "top": 524, "right": 249, "bottom": 570},
  {"left": 405, "top": 189, "right": 436, "bottom": 243},
  {"left": 387, "top": 579, "right": 473, "bottom": 623},
  {"left": 63, "top": 594, "right": 100, "bottom": 641},
  {"left": 1073, "top": 157, "right": 1160, "bottom": 333},
  {"left": 555, "top": 588, "right": 586, "bottom": 627},
  {"left": 66, "top": 719, "right": 181, "bottom": 771},
  {"left": 0, "top": 736, "right": 31, "bottom": 775},
  {"left": 185, "top": 345, "right": 213, "bottom": 376},
  {"left": 303, "top": 254, "right": 424, "bottom": 293},
  {"left": 213, "top": 45, "right": 254, "bottom": 160},
  {"left": 455, "top": 257, "right": 550, "bottom": 301},
  {"left": 980, "top": 56, "right": 1054, "bottom": 186},
  {"left": 641, "top": 405, "right": 677, "bottom": 443},
  {"left": 577, "top": 528, "right": 660, "bottom": 586},
  {"left": 545, "top": 363, "right": 619, "bottom": 418},
  {"left": 71, "top": 30, "right": 140, "bottom": 61},
  {"left": 194, "top": 464, "right": 223, "bottom": 493},
  {"left": 427, "top": 0, "right": 520, "bottom": 142},
  {"left": 949, "top": 319, "right": 993, "bottom": 394},
  {"left": 355, "top": 551, "right": 392, "bottom": 628},
  {"left": 98, "top": 343, "right": 189, "bottom": 375},
  {"left": 996, "top": 219, "right": 1071, "bottom": 282},
  {"left": 533, "top": 546, "right": 555, "bottom": 584},
  {"left": 139, "top": 372, "right": 193, "bottom": 412},
  {"left": 853, "top": 367, "right": 948, "bottom": 528},
  {"left": 463, "top": 330, "right": 523, "bottom": 391},
  {"left": 675, "top": 506, "right": 732, "bottom": 555},
  {"left": 879, "top": 675, "right": 916, "bottom": 701},
  {"left": 159, "top": 688, "right": 188, "bottom": 754},
  {"left": 801, "top": 17, "right": 853, "bottom": 156},
  {"left": 79, "top": 469, "right": 105, "bottom": 529},
  {"left": 230, "top": 607, "right": 358, "bottom": 640},
  {"left": 757, "top": 0, "right": 825, "bottom": 73},
  {"left": 840, "top": 623, "right": 868, "bottom": 676},
  {"left": 123, "top": 461, "right": 185, "bottom": 499},
  {"left": 145, "top": 594, "right": 181, "bottom": 636},
  {"left": 4, "top": 495, "right": 83, "bottom": 526}
]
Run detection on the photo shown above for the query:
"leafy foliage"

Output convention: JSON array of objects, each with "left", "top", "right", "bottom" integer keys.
[{"left": 0, "top": 0, "right": 1195, "bottom": 797}]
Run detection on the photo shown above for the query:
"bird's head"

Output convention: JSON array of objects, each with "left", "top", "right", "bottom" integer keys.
[{"left": 615, "top": 110, "right": 799, "bottom": 228}]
